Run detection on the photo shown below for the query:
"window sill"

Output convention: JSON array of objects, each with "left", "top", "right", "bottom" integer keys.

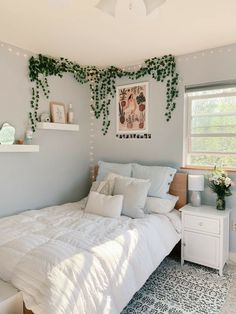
[{"left": 181, "top": 166, "right": 236, "bottom": 173}]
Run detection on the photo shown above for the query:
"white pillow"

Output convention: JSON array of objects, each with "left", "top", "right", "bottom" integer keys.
[
  {"left": 132, "top": 163, "right": 176, "bottom": 198},
  {"left": 85, "top": 191, "right": 123, "bottom": 218},
  {"left": 145, "top": 194, "right": 179, "bottom": 214},
  {"left": 81, "top": 180, "right": 113, "bottom": 210},
  {"left": 113, "top": 177, "right": 151, "bottom": 218},
  {"left": 96, "top": 161, "right": 132, "bottom": 181}
]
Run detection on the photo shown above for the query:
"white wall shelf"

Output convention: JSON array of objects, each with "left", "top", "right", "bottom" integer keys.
[
  {"left": 0, "top": 145, "right": 39, "bottom": 153},
  {"left": 37, "top": 122, "right": 79, "bottom": 131}
]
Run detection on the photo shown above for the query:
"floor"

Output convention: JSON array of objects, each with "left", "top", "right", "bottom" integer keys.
[
  {"left": 221, "top": 261, "right": 236, "bottom": 313},
  {"left": 122, "top": 258, "right": 236, "bottom": 314}
]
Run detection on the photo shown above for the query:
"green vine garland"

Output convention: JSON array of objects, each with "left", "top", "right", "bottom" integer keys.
[{"left": 28, "top": 54, "right": 179, "bottom": 134}]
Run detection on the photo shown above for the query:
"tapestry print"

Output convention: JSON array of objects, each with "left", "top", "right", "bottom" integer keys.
[{"left": 116, "top": 82, "right": 148, "bottom": 134}]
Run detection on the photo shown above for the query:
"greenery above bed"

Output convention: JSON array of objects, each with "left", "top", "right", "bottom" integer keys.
[{"left": 28, "top": 54, "right": 179, "bottom": 134}]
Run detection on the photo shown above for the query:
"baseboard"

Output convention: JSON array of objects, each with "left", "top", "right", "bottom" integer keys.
[{"left": 229, "top": 252, "right": 236, "bottom": 264}]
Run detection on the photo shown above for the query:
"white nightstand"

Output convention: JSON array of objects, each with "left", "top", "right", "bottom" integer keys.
[
  {"left": 0, "top": 280, "right": 23, "bottom": 314},
  {"left": 180, "top": 204, "right": 230, "bottom": 276}
]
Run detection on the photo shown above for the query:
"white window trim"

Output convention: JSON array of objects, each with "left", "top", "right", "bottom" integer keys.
[{"left": 183, "top": 89, "right": 236, "bottom": 169}]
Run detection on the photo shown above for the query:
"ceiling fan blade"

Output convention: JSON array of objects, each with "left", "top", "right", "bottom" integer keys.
[
  {"left": 143, "top": 0, "right": 166, "bottom": 15},
  {"left": 96, "top": 0, "right": 117, "bottom": 17}
]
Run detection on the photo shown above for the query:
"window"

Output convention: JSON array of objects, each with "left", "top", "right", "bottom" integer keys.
[{"left": 184, "top": 84, "right": 236, "bottom": 169}]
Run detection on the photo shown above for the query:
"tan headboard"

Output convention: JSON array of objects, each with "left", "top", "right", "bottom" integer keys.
[
  {"left": 169, "top": 173, "right": 188, "bottom": 209},
  {"left": 92, "top": 166, "right": 188, "bottom": 210}
]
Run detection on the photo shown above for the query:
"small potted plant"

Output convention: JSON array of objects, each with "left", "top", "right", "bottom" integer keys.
[
  {"left": 208, "top": 166, "right": 232, "bottom": 210},
  {"left": 136, "top": 92, "right": 146, "bottom": 112},
  {"left": 119, "top": 102, "right": 125, "bottom": 124}
]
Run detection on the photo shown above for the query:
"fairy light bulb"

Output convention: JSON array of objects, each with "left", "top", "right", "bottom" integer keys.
[{"left": 129, "top": 0, "right": 133, "bottom": 10}]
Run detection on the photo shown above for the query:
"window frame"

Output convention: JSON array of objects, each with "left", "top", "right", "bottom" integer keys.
[{"left": 183, "top": 88, "right": 236, "bottom": 171}]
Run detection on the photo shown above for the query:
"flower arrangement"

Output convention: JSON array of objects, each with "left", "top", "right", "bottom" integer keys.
[{"left": 208, "top": 167, "right": 232, "bottom": 210}]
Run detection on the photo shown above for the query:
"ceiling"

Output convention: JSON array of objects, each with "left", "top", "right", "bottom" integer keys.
[{"left": 0, "top": 0, "right": 236, "bottom": 66}]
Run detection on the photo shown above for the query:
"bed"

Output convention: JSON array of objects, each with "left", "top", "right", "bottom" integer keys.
[{"left": 0, "top": 172, "right": 187, "bottom": 314}]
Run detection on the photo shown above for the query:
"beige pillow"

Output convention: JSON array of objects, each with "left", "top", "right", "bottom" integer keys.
[
  {"left": 85, "top": 191, "right": 123, "bottom": 218},
  {"left": 113, "top": 177, "right": 151, "bottom": 218},
  {"left": 81, "top": 180, "right": 113, "bottom": 210},
  {"left": 90, "top": 180, "right": 113, "bottom": 195},
  {"left": 103, "top": 172, "right": 129, "bottom": 193},
  {"left": 104, "top": 172, "right": 148, "bottom": 195}
]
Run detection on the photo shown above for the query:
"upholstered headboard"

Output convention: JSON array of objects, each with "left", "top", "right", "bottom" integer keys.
[{"left": 92, "top": 166, "right": 188, "bottom": 210}]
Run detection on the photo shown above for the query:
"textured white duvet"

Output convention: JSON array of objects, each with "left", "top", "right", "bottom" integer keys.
[{"left": 0, "top": 199, "right": 181, "bottom": 314}]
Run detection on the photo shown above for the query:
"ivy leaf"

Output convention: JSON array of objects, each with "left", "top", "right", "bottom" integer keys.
[{"left": 28, "top": 53, "right": 179, "bottom": 135}]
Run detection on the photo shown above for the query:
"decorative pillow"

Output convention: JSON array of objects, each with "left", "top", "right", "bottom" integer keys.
[
  {"left": 85, "top": 191, "right": 123, "bottom": 218},
  {"left": 103, "top": 172, "right": 131, "bottom": 194},
  {"left": 81, "top": 180, "right": 113, "bottom": 210},
  {"left": 113, "top": 177, "right": 151, "bottom": 218},
  {"left": 132, "top": 163, "right": 176, "bottom": 198},
  {"left": 145, "top": 194, "right": 179, "bottom": 214},
  {"left": 96, "top": 161, "right": 132, "bottom": 181},
  {"left": 104, "top": 172, "right": 128, "bottom": 182},
  {"left": 90, "top": 180, "right": 113, "bottom": 195}
]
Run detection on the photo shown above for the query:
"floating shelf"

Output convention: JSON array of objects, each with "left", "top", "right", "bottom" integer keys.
[
  {"left": 37, "top": 122, "right": 79, "bottom": 131},
  {"left": 0, "top": 145, "right": 39, "bottom": 153}
]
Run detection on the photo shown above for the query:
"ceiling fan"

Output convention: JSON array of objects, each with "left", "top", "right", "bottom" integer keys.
[{"left": 96, "top": 0, "right": 167, "bottom": 16}]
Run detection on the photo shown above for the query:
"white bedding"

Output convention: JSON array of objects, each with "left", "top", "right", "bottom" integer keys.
[{"left": 0, "top": 199, "right": 181, "bottom": 314}]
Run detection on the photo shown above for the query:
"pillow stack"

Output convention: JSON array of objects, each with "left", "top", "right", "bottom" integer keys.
[
  {"left": 85, "top": 162, "right": 132, "bottom": 218},
  {"left": 85, "top": 161, "right": 178, "bottom": 219}
]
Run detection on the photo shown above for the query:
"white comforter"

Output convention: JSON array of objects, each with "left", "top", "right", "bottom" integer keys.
[{"left": 0, "top": 199, "right": 181, "bottom": 314}]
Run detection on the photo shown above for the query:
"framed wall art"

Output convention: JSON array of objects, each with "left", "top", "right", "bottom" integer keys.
[
  {"left": 116, "top": 82, "right": 148, "bottom": 134},
  {"left": 50, "top": 102, "right": 66, "bottom": 124}
]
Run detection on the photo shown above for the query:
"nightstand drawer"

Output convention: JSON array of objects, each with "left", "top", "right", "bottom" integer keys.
[{"left": 183, "top": 214, "right": 220, "bottom": 234}]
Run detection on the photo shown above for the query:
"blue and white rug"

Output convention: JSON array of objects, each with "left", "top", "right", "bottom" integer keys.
[{"left": 122, "top": 258, "right": 233, "bottom": 314}]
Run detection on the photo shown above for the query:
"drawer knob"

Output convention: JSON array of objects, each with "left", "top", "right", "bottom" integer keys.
[
  {"left": 199, "top": 222, "right": 203, "bottom": 226},
  {"left": 183, "top": 243, "right": 186, "bottom": 247}
]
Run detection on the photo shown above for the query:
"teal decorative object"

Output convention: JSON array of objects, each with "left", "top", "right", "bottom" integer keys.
[{"left": 0, "top": 123, "right": 15, "bottom": 145}]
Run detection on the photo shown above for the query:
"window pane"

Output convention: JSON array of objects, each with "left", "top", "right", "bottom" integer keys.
[
  {"left": 188, "top": 87, "right": 236, "bottom": 97},
  {"left": 192, "top": 115, "right": 236, "bottom": 134},
  {"left": 192, "top": 96, "right": 236, "bottom": 115},
  {"left": 186, "top": 87, "right": 236, "bottom": 168},
  {"left": 189, "top": 154, "right": 236, "bottom": 167},
  {"left": 191, "top": 137, "right": 236, "bottom": 153}
]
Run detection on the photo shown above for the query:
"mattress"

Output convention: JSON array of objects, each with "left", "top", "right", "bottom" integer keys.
[{"left": 0, "top": 198, "right": 181, "bottom": 314}]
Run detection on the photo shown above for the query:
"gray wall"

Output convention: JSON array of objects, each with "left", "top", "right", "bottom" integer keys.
[
  {"left": 93, "top": 44, "right": 236, "bottom": 252},
  {"left": 0, "top": 43, "right": 91, "bottom": 217},
  {"left": 0, "top": 41, "right": 235, "bottom": 252}
]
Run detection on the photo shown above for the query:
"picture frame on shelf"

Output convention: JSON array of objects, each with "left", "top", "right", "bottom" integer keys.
[{"left": 50, "top": 102, "right": 66, "bottom": 124}]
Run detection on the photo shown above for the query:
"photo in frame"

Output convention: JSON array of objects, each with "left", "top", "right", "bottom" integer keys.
[
  {"left": 50, "top": 102, "right": 66, "bottom": 123},
  {"left": 116, "top": 82, "right": 148, "bottom": 134}
]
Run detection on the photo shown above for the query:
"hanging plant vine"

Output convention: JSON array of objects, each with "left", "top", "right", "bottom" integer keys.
[{"left": 28, "top": 54, "right": 179, "bottom": 134}]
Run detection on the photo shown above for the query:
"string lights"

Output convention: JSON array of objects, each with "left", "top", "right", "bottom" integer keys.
[
  {"left": 90, "top": 80, "right": 96, "bottom": 180},
  {"left": 0, "top": 41, "right": 29, "bottom": 59},
  {"left": 1, "top": 40, "right": 235, "bottom": 173}
]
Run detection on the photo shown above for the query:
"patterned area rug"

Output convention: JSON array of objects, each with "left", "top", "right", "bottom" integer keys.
[{"left": 122, "top": 258, "right": 233, "bottom": 314}]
